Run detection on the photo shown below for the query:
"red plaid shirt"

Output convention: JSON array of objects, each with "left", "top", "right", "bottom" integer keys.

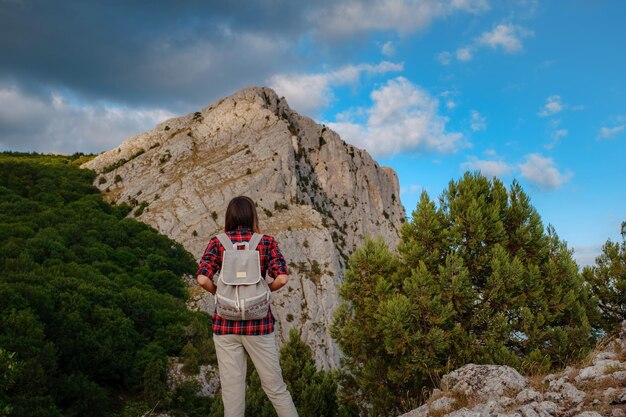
[{"left": 197, "top": 226, "right": 288, "bottom": 335}]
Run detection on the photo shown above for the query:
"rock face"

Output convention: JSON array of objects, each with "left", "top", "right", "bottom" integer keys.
[
  {"left": 82, "top": 86, "right": 405, "bottom": 369},
  {"left": 400, "top": 322, "right": 626, "bottom": 417},
  {"left": 441, "top": 364, "right": 529, "bottom": 401}
]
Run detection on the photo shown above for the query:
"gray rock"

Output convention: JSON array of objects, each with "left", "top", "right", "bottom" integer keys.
[
  {"left": 543, "top": 373, "right": 557, "bottom": 384},
  {"left": 518, "top": 403, "right": 541, "bottom": 417},
  {"left": 592, "top": 351, "right": 616, "bottom": 363},
  {"left": 545, "top": 380, "right": 586, "bottom": 405},
  {"left": 537, "top": 401, "right": 559, "bottom": 416},
  {"left": 166, "top": 359, "right": 220, "bottom": 397},
  {"left": 398, "top": 403, "right": 429, "bottom": 417},
  {"left": 613, "top": 370, "right": 626, "bottom": 382},
  {"left": 612, "top": 409, "right": 626, "bottom": 417},
  {"left": 515, "top": 401, "right": 560, "bottom": 417},
  {"left": 82, "top": 86, "right": 405, "bottom": 369},
  {"left": 575, "top": 359, "right": 622, "bottom": 383},
  {"left": 470, "top": 399, "right": 504, "bottom": 416},
  {"left": 445, "top": 408, "right": 482, "bottom": 417},
  {"left": 573, "top": 412, "right": 603, "bottom": 417},
  {"left": 604, "top": 387, "right": 618, "bottom": 400},
  {"left": 441, "top": 364, "right": 529, "bottom": 402},
  {"left": 497, "top": 397, "right": 515, "bottom": 408},
  {"left": 516, "top": 389, "right": 543, "bottom": 404},
  {"left": 430, "top": 396, "right": 456, "bottom": 412}
]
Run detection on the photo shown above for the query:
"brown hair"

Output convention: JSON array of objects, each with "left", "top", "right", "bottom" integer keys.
[{"left": 224, "top": 196, "right": 260, "bottom": 233}]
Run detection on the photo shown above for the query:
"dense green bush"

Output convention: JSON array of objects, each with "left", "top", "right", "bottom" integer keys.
[
  {"left": 332, "top": 173, "right": 596, "bottom": 416},
  {"left": 0, "top": 153, "right": 214, "bottom": 416}
]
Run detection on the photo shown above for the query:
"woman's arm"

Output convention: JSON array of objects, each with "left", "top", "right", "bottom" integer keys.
[
  {"left": 269, "top": 274, "right": 288, "bottom": 292},
  {"left": 197, "top": 274, "right": 217, "bottom": 295},
  {"left": 196, "top": 237, "right": 221, "bottom": 295}
]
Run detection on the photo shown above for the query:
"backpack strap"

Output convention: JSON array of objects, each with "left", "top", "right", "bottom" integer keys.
[
  {"left": 216, "top": 232, "right": 263, "bottom": 251},
  {"left": 216, "top": 233, "right": 234, "bottom": 250},
  {"left": 248, "top": 233, "right": 263, "bottom": 251}
]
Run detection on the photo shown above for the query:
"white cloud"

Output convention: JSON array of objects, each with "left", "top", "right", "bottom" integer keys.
[
  {"left": 598, "top": 125, "right": 624, "bottom": 139},
  {"left": 328, "top": 77, "right": 464, "bottom": 157},
  {"left": 519, "top": 153, "right": 572, "bottom": 190},
  {"left": 312, "top": 0, "right": 490, "bottom": 38},
  {"left": 545, "top": 128, "right": 568, "bottom": 149},
  {"left": 269, "top": 61, "right": 403, "bottom": 115},
  {"left": 456, "top": 47, "right": 473, "bottom": 62},
  {"left": 381, "top": 41, "right": 396, "bottom": 57},
  {"left": 440, "top": 90, "right": 458, "bottom": 109},
  {"left": 437, "top": 51, "right": 452, "bottom": 65},
  {"left": 437, "top": 22, "right": 531, "bottom": 65},
  {"left": 451, "top": 0, "right": 490, "bottom": 12},
  {"left": 0, "top": 85, "right": 174, "bottom": 154},
  {"left": 400, "top": 183, "right": 425, "bottom": 196},
  {"left": 572, "top": 245, "right": 602, "bottom": 268},
  {"left": 552, "top": 129, "right": 568, "bottom": 139},
  {"left": 461, "top": 156, "right": 512, "bottom": 177},
  {"left": 539, "top": 95, "right": 564, "bottom": 117},
  {"left": 477, "top": 23, "right": 533, "bottom": 53},
  {"left": 470, "top": 110, "right": 487, "bottom": 131}
]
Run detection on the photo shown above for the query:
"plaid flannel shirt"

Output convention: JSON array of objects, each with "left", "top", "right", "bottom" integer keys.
[{"left": 197, "top": 226, "right": 288, "bottom": 335}]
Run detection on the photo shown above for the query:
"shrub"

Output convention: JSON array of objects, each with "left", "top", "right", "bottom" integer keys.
[{"left": 332, "top": 172, "right": 596, "bottom": 416}]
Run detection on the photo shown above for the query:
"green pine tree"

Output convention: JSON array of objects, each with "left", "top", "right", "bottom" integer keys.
[
  {"left": 332, "top": 172, "right": 595, "bottom": 416},
  {"left": 583, "top": 223, "right": 626, "bottom": 333}
]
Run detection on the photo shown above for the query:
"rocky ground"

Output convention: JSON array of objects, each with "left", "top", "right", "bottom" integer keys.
[{"left": 401, "top": 323, "right": 626, "bottom": 417}]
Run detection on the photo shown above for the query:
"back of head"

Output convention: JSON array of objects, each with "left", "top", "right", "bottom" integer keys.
[{"left": 224, "top": 196, "right": 260, "bottom": 233}]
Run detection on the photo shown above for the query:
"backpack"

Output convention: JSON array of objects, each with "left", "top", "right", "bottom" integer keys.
[{"left": 214, "top": 233, "right": 271, "bottom": 321}]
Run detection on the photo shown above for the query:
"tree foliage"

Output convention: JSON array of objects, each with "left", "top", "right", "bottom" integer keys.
[
  {"left": 0, "top": 153, "right": 214, "bottom": 416},
  {"left": 583, "top": 224, "right": 626, "bottom": 333},
  {"left": 332, "top": 172, "right": 595, "bottom": 416}
]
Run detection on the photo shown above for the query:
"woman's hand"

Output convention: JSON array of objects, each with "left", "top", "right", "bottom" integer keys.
[
  {"left": 197, "top": 274, "right": 217, "bottom": 295},
  {"left": 269, "top": 274, "right": 288, "bottom": 292}
]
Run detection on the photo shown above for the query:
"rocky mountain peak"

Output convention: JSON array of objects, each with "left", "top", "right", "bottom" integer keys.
[{"left": 82, "top": 86, "right": 406, "bottom": 368}]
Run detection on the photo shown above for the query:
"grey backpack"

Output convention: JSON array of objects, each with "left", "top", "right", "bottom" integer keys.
[{"left": 214, "top": 233, "right": 271, "bottom": 320}]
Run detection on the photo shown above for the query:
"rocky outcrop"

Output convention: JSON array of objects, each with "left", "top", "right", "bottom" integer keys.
[
  {"left": 166, "top": 359, "right": 220, "bottom": 397},
  {"left": 400, "top": 322, "right": 626, "bottom": 417},
  {"left": 82, "top": 86, "right": 405, "bottom": 369}
]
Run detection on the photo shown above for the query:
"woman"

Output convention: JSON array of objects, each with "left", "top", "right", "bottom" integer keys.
[{"left": 196, "top": 196, "right": 298, "bottom": 417}]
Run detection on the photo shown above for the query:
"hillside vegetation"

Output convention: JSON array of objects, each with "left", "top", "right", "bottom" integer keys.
[
  {"left": 331, "top": 173, "right": 624, "bottom": 416},
  {"left": 0, "top": 153, "right": 215, "bottom": 416}
]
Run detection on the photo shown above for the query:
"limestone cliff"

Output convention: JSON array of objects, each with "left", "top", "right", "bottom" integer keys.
[{"left": 82, "top": 86, "right": 405, "bottom": 369}]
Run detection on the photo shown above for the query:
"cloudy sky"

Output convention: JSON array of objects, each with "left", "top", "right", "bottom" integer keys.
[{"left": 1, "top": 0, "right": 624, "bottom": 266}]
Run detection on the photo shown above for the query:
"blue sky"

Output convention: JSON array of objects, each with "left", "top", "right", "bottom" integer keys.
[{"left": 0, "top": 0, "right": 624, "bottom": 266}]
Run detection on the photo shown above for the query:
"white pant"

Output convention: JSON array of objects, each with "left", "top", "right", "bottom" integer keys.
[{"left": 213, "top": 333, "right": 299, "bottom": 417}]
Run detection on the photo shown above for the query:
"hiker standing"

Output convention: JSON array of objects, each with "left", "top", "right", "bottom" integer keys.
[{"left": 196, "top": 196, "right": 298, "bottom": 417}]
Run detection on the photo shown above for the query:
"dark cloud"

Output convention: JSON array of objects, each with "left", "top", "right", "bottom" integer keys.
[
  {"left": 0, "top": 83, "right": 175, "bottom": 153},
  {"left": 0, "top": 0, "right": 490, "bottom": 153},
  {"left": 0, "top": 0, "right": 485, "bottom": 111},
  {"left": 0, "top": 0, "right": 325, "bottom": 109}
]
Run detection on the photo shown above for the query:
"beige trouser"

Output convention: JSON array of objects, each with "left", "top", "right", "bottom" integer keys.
[{"left": 213, "top": 333, "right": 299, "bottom": 417}]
